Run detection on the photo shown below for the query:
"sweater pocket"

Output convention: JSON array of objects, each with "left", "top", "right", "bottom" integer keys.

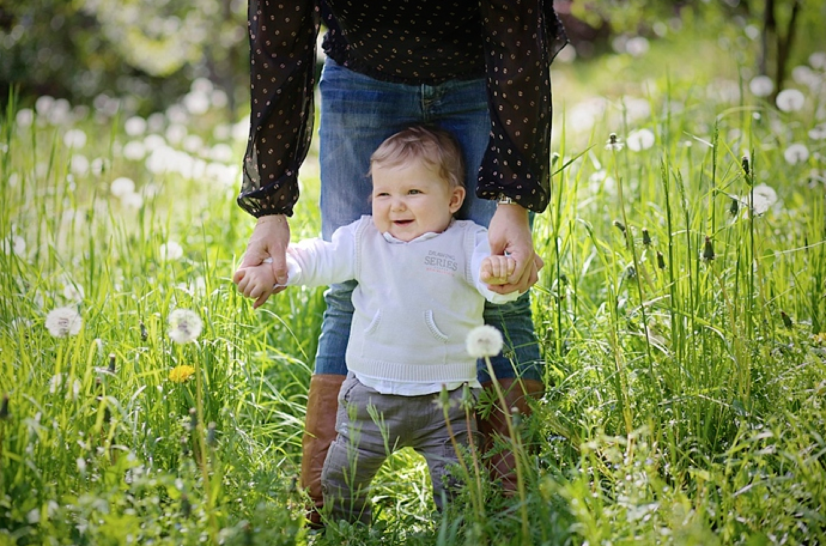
[
  {"left": 363, "top": 309, "right": 381, "bottom": 336},
  {"left": 424, "top": 310, "right": 449, "bottom": 342}
]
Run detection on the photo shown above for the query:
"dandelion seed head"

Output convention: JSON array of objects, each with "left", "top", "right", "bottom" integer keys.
[
  {"left": 123, "top": 141, "right": 146, "bottom": 161},
  {"left": 783, "top": 143, "right": 810, "bottom": 165},
  {"left": 625, "top": 36, "right": 649, "bottom": 57},
  {"left": 776, "top": 88, "right": 805, "bottom": 112},
  {"left": 63, "top": 283, "right": 85, "bottom": 303},
  {"left": 16, "top": 108, "right": 34, "bottom": 128},
  {"left": 90, "top": 157, "right": 110, "bottom": 176},
  {"left": 809, "top": 123, "right": 826, "bottom": 140},
  {"left": 466, "top": 325, "right": 504, "bottom": 358},
  {"left": 749, "top": 75, "right": 774, "bottom": 97},
  {"left": 168, "top": 309, "right": 202, "bottom": 344},
  {"left": 110, "top": 177, "right": 136, "bottom": 198},
  {"left": 626, "top": 129, "right": 655, "bottom": 151},
  {"left": 165, "top": 123, "right": 187, "bottom": 145},
  {"left": 1, "top": 235, "right": 26, "bottom": 256},
  {"left": 183, "top": 91, "right": 210, "bottom": 116},
  {"left": 810, "top": 52, "right": 826, "bottom": 70},
  {"left": 125, "top": 116, "right": 147, "bottom": 136},
  {"left": 64, "top": 129, "right": 87, "bottom": 149},
  {"left": 159, "top": 241, "right": 183, "bottom": 261},
  {"left": 605, "top": 133, "right": 625, "bottom": 152},
  {"left": 71, "top": 155, "right": 90, "bottom": 176},
  {"left": 751, "top": 183, "right": 778, "bottom": 214},
  {"left": 120, "top": 192, "right": 144, "bottom": 211},
  {"left": 46, "top": 306, "right": 82, "bottom": 338}
]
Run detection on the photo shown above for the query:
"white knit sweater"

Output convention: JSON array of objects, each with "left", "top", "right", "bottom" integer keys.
[{"left": 285, "top": 216, "right": 518, "bottom": 386}]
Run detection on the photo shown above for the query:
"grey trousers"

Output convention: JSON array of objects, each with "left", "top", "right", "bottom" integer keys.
[{"left": 321, "top": 373, "right": 477, "bottom": 524}]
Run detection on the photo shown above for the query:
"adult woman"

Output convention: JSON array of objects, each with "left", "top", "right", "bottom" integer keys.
[{"left": 234, "top": 0, "right": 566, "bottom": 526}]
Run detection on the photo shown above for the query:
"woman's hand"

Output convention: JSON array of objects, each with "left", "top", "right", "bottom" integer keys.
[
  {"left": 232, "top": 215, "right": 291, "bottom": 308},
  {"left": 486, "top": 203, "right": 544, "bottom": 294}
]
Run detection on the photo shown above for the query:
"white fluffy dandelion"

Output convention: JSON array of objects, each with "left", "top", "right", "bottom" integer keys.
[
  {"left": 626, "top": 128, "right": 655, "bottom": 151},
  {"left": 1, "top": 235, "right": 26, "bottom": 256},
  {"left": 809, "top": 123, "right": 826, "bottom": 140},
  {"left": 45, "top": 306, "right": 82, "bottom": 338},
  {"left": 168, "top": 309, "right": 202, "bottom": 344},
  {"left": 110, "top": 177, "right": 136, "bottom": 198},
  {"left": 750, "top": 183, "right": 779, "bottom": 215},
  {"left": 776, "top": 89, "right": 805, "bottom": 112},
  {"left": 749, "top": 75, "right": 774, "bottom": 98},
  {"left": 159, "top": 241, "right": 183, "bottom": 261},
  {"left": 122, "top": 141, "right": 146, "bottom": 161},
  {"left": 63, "top": 129, "right": 87, "bottom": 149},
  {"left": 63, "top": 283, "right": 85, "bottom": 303},
  {"left": 784, "top": 143, "right": 810, "bottom": 165},
  {"left": 466, "top": 325, "right": 504, "bottom": 358},
  {"left": 124, "top": 116, "right": 147, "bottom": 136},
  {"left": 120, "top": 191, "right": 144, "bottom": 211}
]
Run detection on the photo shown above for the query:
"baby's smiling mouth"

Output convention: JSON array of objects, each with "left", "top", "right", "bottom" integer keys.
[{"left": 394, "top": 219, "right": 413, "bottom": 225}]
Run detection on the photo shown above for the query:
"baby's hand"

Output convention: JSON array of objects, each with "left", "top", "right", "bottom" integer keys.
[
  {"left": 235, "top": 260, "right": 282, "bottom": 308},
  {"left": 480, "top": 255, "right": 517, "bottom": 286}
]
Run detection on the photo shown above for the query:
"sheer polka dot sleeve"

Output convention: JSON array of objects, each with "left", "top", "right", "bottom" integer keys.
[
  {"left": 238, "top": 0, "right": 319, "bottom": 218},
  {"left": 477, "top": 0, "right": 567, "bottom": 214}
]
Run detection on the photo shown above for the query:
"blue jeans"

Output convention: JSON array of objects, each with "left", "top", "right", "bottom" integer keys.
[{"left": 314, "top": 58, "right": 542, "bottom": 383}]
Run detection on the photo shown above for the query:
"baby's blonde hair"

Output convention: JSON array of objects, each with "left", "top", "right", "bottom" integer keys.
[{"left": 369, "top": 125, "right": 465, "bottom": 189}]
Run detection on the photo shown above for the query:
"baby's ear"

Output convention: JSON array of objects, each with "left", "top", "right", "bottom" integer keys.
[{"left": 448, "top": 185, "right": 466, "bottom": 214}]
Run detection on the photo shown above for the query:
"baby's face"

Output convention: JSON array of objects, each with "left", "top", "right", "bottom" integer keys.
[{"left": 370, "top": 160, "right": 465, "bottom": 242}]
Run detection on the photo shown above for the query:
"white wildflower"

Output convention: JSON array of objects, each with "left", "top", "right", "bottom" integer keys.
[
  {"left": 605, "top": 133, "right": 624, "bottom": 151},
  {"left": 159, "top": 241, "right": 183, "bottom": 261},
  {"left": 110, "top": 177, "right": 135, "bottom": 198},
  {"left": 124, "top": 116, "right": 147, "bottom": 136},
  {"left": 120, "top": 192, "right": 144, "bottom": 211},
  {"left": 16, "top": 109, "right": 34, "bottom": 128},
  {"left": 71, "top": 155, "right": 89, "bottom": 176},
  {"left": 466, "top": 325, "right": 504, "bottom": 358},
  {"left": 123, "top": 141, "right": 146, "bottom": 161},
  {"left": 63, "top": 282, "right": 85, "bottom": 302},
  {"left": 784, "top": 143, "right": 810, "bottom": 165},
  {"left": 810, "top": 52, "right": 826, "bottom": 70},
  {"left": 809, "top": 123, "right": 826, "bottom": 140},
  {"left": 45, "top": 306, "right": 83, "bottom": 337},
  {"left": 165, "top": 124, "right": 187, "bottom": 145},
  {"left": 626, "top": 129, "right": 655, "bottom": 151},
  {"left": 748, "top": 75, "right": 774, "bottom": 97},
  {"left": 27, "top": 508, "right": 40, "bottom": 524},
  {"left": 90, "top": 157, "right": 110, "bottom": 176},
  {"left": 750, "top": 184, "right": 779, "bottom": 215},
  {"left": 1, "top": 235, "right": 26, "bottom": 255},
  {"left": 168, "top": 309, "right": 202, "bottom": 344},
  {"left": 625, "top": 36, "right": 649, "bottom": 57},
  {"left": 776, "top": 89, "right": 805, "bottom": 112},
  {"left": 63, "top": 129, "right": 87, "bottom": 149},
  {"left": 183, "top": 91, "right": 210, "bottom": 116}
]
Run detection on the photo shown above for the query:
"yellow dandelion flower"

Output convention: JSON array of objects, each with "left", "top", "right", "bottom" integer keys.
[{"left": 169, "top": 365, "right": 196, "bottom": 383}]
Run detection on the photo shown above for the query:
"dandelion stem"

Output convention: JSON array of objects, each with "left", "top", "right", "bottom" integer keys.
[{"left": 482, "top": 357, "right": 529, "bottom": 546}]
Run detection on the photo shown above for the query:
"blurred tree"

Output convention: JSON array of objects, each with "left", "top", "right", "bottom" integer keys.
[
  {"left": 565, "top": 0, "right": 824, "bottom": 98},
  {"left": 0, "top": 0, "right": 247, "bottom": 117}
]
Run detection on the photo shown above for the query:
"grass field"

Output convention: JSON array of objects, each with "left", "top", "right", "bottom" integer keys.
[{"left": 1, "top": 19, "right": 826, "bottom": 546}]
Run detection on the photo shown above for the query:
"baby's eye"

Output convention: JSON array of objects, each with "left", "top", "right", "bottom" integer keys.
[
  {"left": 408, "top": 189, "right": 422, "bottom": 195},
  {"left": 375, "top": 192, "right": 389, "bottom": 197}
]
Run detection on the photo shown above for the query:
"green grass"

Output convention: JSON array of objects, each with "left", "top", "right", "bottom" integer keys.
[{"left": 1, "top": 23, "right": 826, "bottom": 545}]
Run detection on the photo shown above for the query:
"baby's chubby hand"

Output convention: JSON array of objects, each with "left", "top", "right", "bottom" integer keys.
[
  {"left": 480, "top": 255, "right": 517, "bottom": 286},
  {"left": 235, "top": 258, "right": 286, "bottom": 308}
]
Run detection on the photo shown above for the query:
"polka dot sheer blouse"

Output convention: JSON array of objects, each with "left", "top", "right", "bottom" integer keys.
[{"left": 239, "top": 0, "right": 567, "bottom": 218}]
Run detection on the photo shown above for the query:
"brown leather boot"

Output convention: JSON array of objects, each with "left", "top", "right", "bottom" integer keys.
[
  {"left": 301, "top": 373, "right": 345, "bottom": 528},
  {"left": 478, "top": 378, "right": 544, "bottom": 496}
]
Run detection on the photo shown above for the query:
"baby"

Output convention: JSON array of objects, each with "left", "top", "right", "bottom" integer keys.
[{"left": 236, "top": 125, "right": 519, "bottom": 524}]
